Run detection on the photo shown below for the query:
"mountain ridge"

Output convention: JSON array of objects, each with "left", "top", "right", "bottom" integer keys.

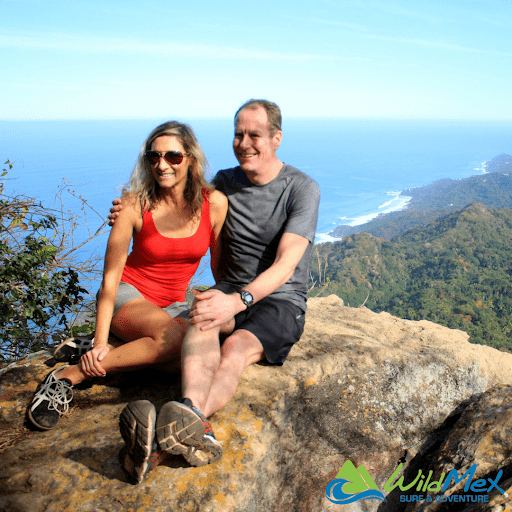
[{"left": 310, "top": 202, "right": 512, "bottom": 351}]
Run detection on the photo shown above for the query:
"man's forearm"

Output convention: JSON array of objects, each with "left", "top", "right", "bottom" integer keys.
[
  {"left": 240, "top": 259, "right": 295, "bottom": 304},
  {"left": 241, "top": 232, "right": 309, "bottom": 305}
]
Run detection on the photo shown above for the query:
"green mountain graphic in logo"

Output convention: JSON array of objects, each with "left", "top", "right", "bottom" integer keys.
[{"left": 335, "top": 460, "right": 380, "bottom": 494}]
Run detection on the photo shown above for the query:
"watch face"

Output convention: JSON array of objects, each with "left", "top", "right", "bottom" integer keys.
[{"left": 241, "top": 291, "right": 253, "bottom": 306}]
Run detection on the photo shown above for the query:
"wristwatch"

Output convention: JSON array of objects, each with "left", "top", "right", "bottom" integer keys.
[{"left": 239, "top": 290, "right": 254, "bottom": 309}]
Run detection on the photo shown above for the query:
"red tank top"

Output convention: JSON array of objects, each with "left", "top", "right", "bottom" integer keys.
[{"left": 120, "top": 193, "right": 212, "bottom": 307}]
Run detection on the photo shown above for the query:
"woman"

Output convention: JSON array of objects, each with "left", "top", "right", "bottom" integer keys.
[{"left": 27, "top": 121, "right": 227, "bottom": 435}]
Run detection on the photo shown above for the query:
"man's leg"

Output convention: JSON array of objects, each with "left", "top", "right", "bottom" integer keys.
[
  {"left": 155, "top": 321, "right": 236, "bottom": 467},
  {"left": 202, "top": 329, "right": 265, "bottom": 417},
  {"left": 156, "top": 297, "right": 303, "bottom": 467},
  {"left": 179, "top": 322, "right": 222, "bottom": 413}
]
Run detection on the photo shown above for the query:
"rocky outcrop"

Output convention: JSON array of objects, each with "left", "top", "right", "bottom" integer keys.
[{"left": 1, "top": 295, "right": 512, "bottom": 512}]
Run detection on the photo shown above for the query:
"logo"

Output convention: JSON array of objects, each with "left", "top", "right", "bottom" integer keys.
[
  {"left": 325, "top": 460, "right": 386, "bottom": 505},
  {"left": 325, "top": 460, "right": 505, "bottom": 505}
]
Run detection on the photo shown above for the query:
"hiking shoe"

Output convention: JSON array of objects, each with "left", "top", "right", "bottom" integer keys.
[
  {"left": 28, "top": 368, "right": 74, "bottom": 430},
  {"left": 53, "top": 335, "right": 94, "bottom": 363},
  {"left": 156, "top": 399, "right": 223, "bottom": 467},
  {"left": 119, "top": 400, "right": 165, "bottom": 484}
]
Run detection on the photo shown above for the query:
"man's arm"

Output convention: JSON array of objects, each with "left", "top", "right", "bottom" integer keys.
[
  {"left": 208, "top": 190, "right": 228, "bottom": 282},
  {"left": 189, "top": 232, "right": 310, "bottom": 330},
  {"left": 108, "top": 198, "right": 123, "bottom": 226}
]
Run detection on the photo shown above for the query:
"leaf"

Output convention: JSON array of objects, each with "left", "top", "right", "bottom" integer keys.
[{"left": 8, "top": 219, "right": 28, "bottom": 230}]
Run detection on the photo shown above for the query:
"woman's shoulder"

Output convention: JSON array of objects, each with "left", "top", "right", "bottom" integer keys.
[
  {"left": 120, "top": 191, "right": 142, "bottom": 212},
  {"left": 115, "top": 192, "right": 144, "bottom": 229},
  {"left": 207, "top": 189, "right": 228, "bottom": 209},
  {"left": 207, "top": 189, "right": 227, "bottom": 228}
]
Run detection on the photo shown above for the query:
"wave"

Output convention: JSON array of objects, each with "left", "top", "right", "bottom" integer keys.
[
  {"left": 316, "top": 193, "right": 413, "bottom": 240},
  {"left": 315, "top": 232, "right": 343, "bottom": 244},
  {"left": 325, "top": 479, "right": 386, "bottom": 505},
  {"left": 345, "top": 194, "right": 412, "bottom": 227}
]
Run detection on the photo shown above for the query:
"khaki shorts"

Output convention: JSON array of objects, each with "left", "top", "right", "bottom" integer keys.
[{"left": 111, "top": 281, "right": 190, "bottom": 319}]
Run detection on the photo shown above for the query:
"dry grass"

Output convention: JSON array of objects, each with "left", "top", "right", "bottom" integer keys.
[{"left": 0, "top": 426, "right": 31, "bottom": 453}]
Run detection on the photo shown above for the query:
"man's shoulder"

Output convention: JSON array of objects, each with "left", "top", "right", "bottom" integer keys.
[
  {"left": 281, "top": 164, "right": 320, "bottom": 192},
  {"left": 214, "top": 166, "right": 241, "bottom": 181},
  {"left": 282, "top": 163, "right": 315, "bottom": 181},
  {"left": 212, "top": 166, "right": 246, "bottom": 190}
]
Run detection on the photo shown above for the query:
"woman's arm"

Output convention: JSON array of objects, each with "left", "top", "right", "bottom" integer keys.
[
  {"left": 208, "top": 190, "right": 228, "bottom": 283},
  {"left": 81, "top": 195, "right": 141, "bottom": 377}
]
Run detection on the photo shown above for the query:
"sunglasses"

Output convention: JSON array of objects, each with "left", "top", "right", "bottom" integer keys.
[{"left": 145, "top": 150, "right": 189, "bottom": 166}]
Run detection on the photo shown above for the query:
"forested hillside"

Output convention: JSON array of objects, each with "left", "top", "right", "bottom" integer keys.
[{"left": 309, "top": 202, "right": 512, "bottom": 351}]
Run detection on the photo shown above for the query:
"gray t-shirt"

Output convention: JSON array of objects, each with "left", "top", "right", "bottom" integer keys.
[{"left": 212, "top": 163, "right": 320, "bottom": 311}]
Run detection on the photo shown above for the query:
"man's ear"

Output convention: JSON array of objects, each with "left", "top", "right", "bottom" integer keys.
[{"left": 273, "top": 130, "right": 283, "bottom": 149}]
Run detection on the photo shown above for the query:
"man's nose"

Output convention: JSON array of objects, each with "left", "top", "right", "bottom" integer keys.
[{"left": 239, "top": 134, "right": 251, "bottom": 148}]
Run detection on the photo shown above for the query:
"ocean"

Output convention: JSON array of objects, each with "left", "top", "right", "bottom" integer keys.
[{"left": 2, "top": 118, "right": 512, "bottom": 289}]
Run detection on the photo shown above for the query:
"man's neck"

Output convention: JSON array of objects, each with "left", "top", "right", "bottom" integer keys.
[{"left": 245, "top": 159, "right": 284, "bottom": 185}]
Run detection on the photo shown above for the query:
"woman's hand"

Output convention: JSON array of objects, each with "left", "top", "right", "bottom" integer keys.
[{"left": 80, "top": 345, "right": 110, "bottom": 378}]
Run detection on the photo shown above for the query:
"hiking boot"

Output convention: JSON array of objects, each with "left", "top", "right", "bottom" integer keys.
[
  {"left": 156, "top": 399, "right": 223, "bottom": 467},
  {"left": 119, "top": 400, "right": 166, "bottom": 484},
  {"left": 53, "top": 335, "right": 94, "bottom": 363},
  {"left": 28, "top": 368, "right": 74, "bottom": 430}
]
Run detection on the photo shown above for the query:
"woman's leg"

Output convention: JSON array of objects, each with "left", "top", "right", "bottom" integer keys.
[
  {"left": 28, "top": 298, "right": 187, "bottom": 430},
  {"left": 56, "top": 298, "right": 187, "bottom": 385}
]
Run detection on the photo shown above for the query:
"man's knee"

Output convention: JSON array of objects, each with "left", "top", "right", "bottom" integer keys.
[
  {"left": 219, "top": 318, "right": 235, "bottom": 336},
  {"left": 183, "top": 323, "right": 222, "bottom": 368},
  {"left": 221, "top": 330, "right": 265, "bottom": 369},
  {"left": 185, "top": 321, "right": 221, "bottom": 345}
]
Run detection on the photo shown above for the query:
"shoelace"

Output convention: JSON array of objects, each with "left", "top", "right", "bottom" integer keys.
[
  {"left": 148, "top": 450, "right": 167, "bottom": 471},
  {"left": 187, "top": 401, "right": 215, "bottom": 437},
  {"left": 36, "top": 373, "right": 74, "bottom": 415}
]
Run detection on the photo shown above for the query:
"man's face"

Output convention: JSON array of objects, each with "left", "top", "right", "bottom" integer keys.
[{"left": 233, "top": 106, "right": 282, "bottom": 176}]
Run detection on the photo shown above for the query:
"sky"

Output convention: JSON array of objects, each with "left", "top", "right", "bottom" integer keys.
[{"left": 1, "top": 0, "right": 512, "bottom": 121}]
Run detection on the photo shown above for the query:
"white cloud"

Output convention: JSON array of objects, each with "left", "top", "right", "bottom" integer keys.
[
  {"left": 0, "top": 31, "right": 347, "bottom": 62},
  {"left": 362, "top": 33, "right": 512, "bottom": 57}
]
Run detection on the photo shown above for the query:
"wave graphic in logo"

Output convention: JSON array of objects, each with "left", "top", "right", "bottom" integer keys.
[{"left": 325, "top": 460, "right": 386, "bottom": 504}]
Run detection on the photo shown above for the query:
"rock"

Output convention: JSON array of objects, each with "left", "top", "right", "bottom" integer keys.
[
  {"left": 386, "top": 383, "right": 512, "bottom": 512},
  {"left": 1, "top": 295, "right": 512, "bottom": 512}
]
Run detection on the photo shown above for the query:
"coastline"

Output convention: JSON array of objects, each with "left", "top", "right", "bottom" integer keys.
[
  {"left": 316, "top": 191, "right": 412, "bottom": 244},
  {"left": 320, "top": 152, "right": 512, "bottom": 244}
]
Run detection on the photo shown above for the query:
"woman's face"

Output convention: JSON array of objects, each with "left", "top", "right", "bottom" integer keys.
[{"left": 149, "top": 135, "right": 190, "bottom": 191}]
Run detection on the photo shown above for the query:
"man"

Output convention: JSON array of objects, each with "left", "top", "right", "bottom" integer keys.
[{"left": 114, "top": 99, "right": 320, "bottom": 481}]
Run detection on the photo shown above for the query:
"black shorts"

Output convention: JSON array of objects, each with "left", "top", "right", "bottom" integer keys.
[{"left": 210, "top": 283, "right": 306, "bottom": 365}]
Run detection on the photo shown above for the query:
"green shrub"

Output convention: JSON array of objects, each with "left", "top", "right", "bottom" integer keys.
[{"left": 0, "top": 160, "right": 106, "bottom": 361}]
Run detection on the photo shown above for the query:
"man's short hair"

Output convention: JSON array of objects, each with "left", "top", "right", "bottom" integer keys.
[{"left": 234, "top": 99, "right": 282, "bottom": 136}]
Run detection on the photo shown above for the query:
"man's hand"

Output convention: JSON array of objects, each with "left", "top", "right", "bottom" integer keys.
[
  {"left": 80, "top": 346, "right": 109, "bottom": 377},
  {"left": 189, "top": 289, "right": 244, "bottom": 331},
  {"left": 108, "top": 198, "right": 123, "bottom": 226}
]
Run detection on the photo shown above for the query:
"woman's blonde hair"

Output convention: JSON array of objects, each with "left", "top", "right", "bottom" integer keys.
[{"left": 127, "top": 121, "right": 211, "bottom": 215}]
